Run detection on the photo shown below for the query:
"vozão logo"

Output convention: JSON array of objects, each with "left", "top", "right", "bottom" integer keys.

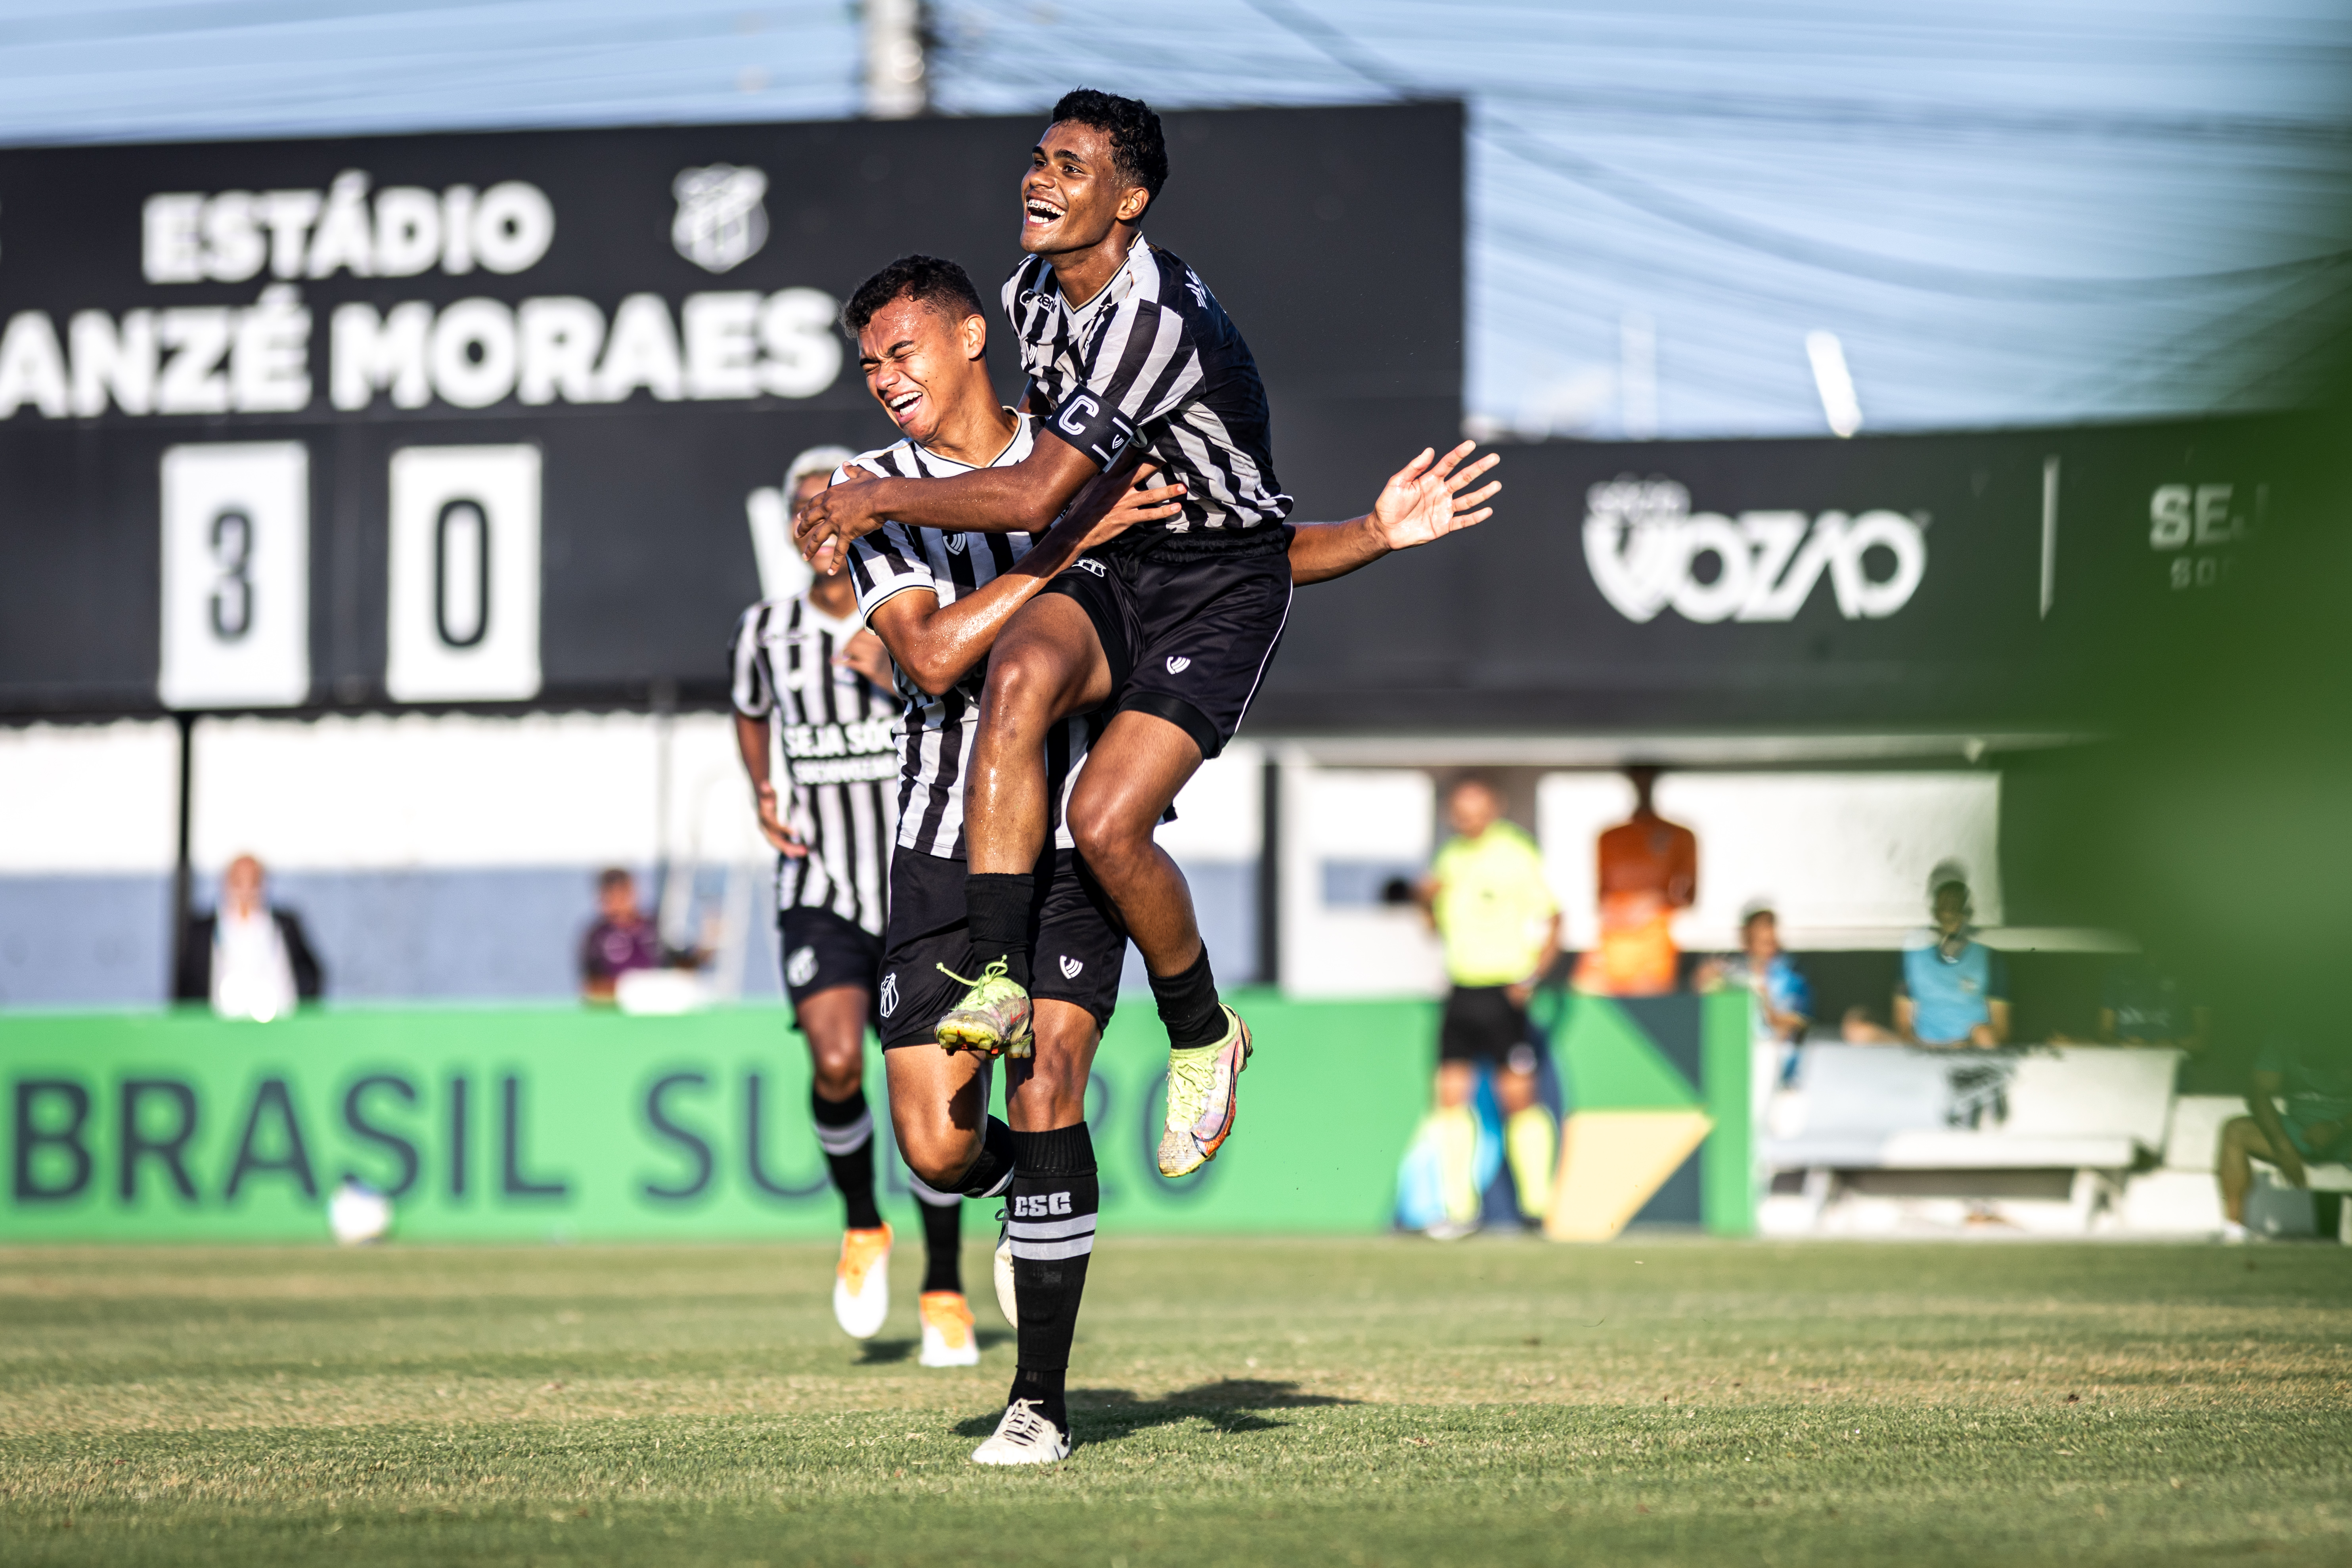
[
  {"left": 1059, "top": 955, "right": 1083, "bottom": 978},
  {"left": 878, "top": 972, "right": 899, "bottom": 1018},
  {"left": 785, "top": 945, "right": 818, "bottom": 988},
  {"left": 1583, "top": 477, "right": 1926, "bottom": 624},
  {"left": 1165, "top": 655, "right": 1190, "bottom": 674}
]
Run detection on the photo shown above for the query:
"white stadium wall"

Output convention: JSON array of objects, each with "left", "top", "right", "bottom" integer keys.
[{"left": 0, "top": 716, "right": 1269, "bottom": 1007}]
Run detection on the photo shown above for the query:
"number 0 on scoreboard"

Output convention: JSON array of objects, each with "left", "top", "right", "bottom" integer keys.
[{"left": 386, "top": 445, "right": 543, "bottom": 703}]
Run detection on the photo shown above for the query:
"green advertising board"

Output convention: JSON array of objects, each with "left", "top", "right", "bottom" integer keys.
[{"left": 2, "top": 992, "right": 1752, "bottom": 1241}]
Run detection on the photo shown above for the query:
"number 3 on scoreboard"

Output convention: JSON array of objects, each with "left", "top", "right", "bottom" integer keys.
[
  {"left": 386, "top": 445, "right": 542, "bottom": 703},
  {"left": 159, "top": 442, "right": 311, "bottom": 710}
]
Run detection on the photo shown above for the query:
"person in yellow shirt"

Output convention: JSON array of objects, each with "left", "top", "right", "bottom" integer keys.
[{"left": 1414, "top": 777, "right": 1563, "bottom": 1237}]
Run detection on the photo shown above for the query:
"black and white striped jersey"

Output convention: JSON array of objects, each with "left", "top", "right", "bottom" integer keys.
[
  {"left": 728, "top": 595, "right": 899, "bottom": 935},
  {"left": 844, "top": 414, "right": 1096, "bottom": 860},
  {"left": 1004, "top": 238, "right": 1292, "bottom": 558}
]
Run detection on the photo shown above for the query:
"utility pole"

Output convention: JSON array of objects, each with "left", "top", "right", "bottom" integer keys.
[{"left": 864, "top": 0, "right": 928, "bottom": 119}]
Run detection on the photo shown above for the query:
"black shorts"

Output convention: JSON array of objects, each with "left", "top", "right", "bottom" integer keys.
[
  {"left": 778, "top": 905, "right": 884, "bottom": 1021},
  {"left": 1044, "top": 537, "right": 1292, "bottom": 760},
  {"left": 1440, "top": 985, "right": 1545, "bottom": 1074},
  {"left": 876, "top": 848, "right": 1129, "bottom": 1050}
]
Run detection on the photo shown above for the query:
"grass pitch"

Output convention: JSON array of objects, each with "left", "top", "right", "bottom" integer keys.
[{"left": 1, "top": 1237, "right": 2347, "bottom": 1566}]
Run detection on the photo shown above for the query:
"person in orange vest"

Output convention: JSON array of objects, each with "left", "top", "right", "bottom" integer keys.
[{"left": 1572, "top": 766, "right": 1696, "bottom": 997}]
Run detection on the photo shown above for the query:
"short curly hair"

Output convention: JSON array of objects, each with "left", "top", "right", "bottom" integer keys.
[
  {"left": 1051, "top": 88, "right": 1168, "bottom": 209},
  {"left": 841, "top": 253, "right": 987, "bottom": 336}
]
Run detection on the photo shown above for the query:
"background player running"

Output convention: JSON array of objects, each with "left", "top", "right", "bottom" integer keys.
[
  {"left": 798, "top": 92, "right": 1495, "bottom": 1188},
  {"left": 729, "top": 445, "right": 974, "bottom": 1368},
  {"left": 829, "top": 253, "right": 1499, "bottom": 1465}
]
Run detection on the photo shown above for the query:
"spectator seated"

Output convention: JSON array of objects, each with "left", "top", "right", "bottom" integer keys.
[{"left": 2117, "top": 1093, "right": 2352, "bottom": 1240}]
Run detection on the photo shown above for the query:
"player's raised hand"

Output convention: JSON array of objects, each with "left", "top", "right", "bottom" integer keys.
[
  {"left": 794, "top": 474, "right": 888, "bottom": 575},
  {"left": 1063, "top": 461, "right": 1187, "bottom": 553},
  {"left": 1368, "top": 440, "right": 1500, "bottom": 550}
]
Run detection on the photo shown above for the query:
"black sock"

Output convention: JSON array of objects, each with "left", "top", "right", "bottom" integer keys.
[
  {"left": 1006, "top": 1123, "right": 1097, "bottom": 1432},
  {"left": 810, "top": 1087, "right": 881, "bottom": 1231},
  {"left": 965, "top": 871, "right": 1035, "bottom": 989},
  {"left": 1009, "top": 1365, "right": 1066, "bottom": 1421},
  {"left": 915, "top": 1190, "right": 963, "bottom": 1295},
  {"left": 1149, "top": 945, "right": 1226, "bottom": 1050},
  {"left": 957, "top": 1115, "right": 1018, "bottom": 1201}
]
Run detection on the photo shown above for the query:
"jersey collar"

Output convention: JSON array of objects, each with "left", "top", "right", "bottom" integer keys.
[{"left": 1051, "top": 233, "right": 1145, "bottom": 332}]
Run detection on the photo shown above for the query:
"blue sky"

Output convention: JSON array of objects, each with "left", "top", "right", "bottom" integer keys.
[{"left": 0, "top": 0, "right": 2344, "bottom": 437}]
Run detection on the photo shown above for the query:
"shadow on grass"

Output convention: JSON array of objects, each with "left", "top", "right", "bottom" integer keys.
[{"left": 952, "top": 1379, "right": 1355, "bottom": 1440}]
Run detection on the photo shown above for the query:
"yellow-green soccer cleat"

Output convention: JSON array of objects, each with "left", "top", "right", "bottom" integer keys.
[
  {"left": 933, "top": 959, "right": 1034, "bottom": 1059},
  {"left": 1158, "top": 1004, "right": 1253, "bottom": 1177}
]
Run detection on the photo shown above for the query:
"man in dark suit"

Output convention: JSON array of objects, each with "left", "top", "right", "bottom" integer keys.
[{"left": 174, "top": 854, "right": 324, "bottom": 1019}]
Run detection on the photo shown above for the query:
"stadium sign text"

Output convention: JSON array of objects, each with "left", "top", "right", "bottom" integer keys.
[
  {"left": 1583, "top": 477, "right": 1927, "bottom": 625},
  {"left": 0, "top": 168, "right": 841, "bottom": 421}
]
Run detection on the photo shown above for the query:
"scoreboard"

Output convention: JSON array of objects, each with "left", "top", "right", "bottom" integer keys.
[{"left": 0, "top": 103, "right": 1465, "bottom": 716}]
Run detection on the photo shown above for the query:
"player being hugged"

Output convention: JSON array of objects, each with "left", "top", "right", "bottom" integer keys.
[
  {"left": 799, "top": 91, "right": 1489, "bottom": 1197},
  {"left": 825, "top": 251, "right": 1497, "bottom": 1466},
  {"left": 729, "top": 448, "right": 977, "bottom": 1369}
]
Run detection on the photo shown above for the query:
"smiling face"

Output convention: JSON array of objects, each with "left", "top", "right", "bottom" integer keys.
[
  {"left": 856, "top": 293, "right": 988, "bottom": 447},
  {"left": 1021, "top": 119, "right": 1150, "bottom": 259}
]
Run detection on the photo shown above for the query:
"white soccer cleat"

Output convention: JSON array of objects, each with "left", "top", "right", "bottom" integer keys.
[
  {"left": 832, "top": 1223, "right": 892, "bottom": 1339},
  {"left": 970, "top": 1398, "right": 1070, "bottom": 1465},
  {"left": 992, "top": 1208, "right": 1019, "bottom": 1328},
  {"left": 2219, "top": 1220, "right": 2252, "bottom": 1244},
  {"left": 918, "top": 1290, "right": 980, "bottom": 1367}
]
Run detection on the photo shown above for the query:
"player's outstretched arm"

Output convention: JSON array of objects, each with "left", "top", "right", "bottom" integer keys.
[
  {"left": 1288, "top": 441, "right": 1500, "bottom": 586},
  {"left": 863, "top": 469, "right": 1183, "bottom": 696},
  {"left": 797, "top": 430, "right": 1109, "bottom": 576}
]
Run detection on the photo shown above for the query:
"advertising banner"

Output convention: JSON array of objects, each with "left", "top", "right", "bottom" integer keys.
[
  {"left": 1257, "top": 413, "right": 2306, "bottom": 733},
  {"left": 1, "top": 992, "right": 1751, "bottom": 1242},
  {"left": 0, "top": 103, "right": 1463, "bottom": 716}
]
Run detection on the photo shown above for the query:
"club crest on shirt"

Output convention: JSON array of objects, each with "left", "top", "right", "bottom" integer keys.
[
  {"left": 785, "top": 945, "right": 818, "bottom": 988},
  {"left": 1059, "top": 955, "right": 1083, "bottom": 979},
  {"left": 878, "top": 971, "right": 899, "bottom": 1018},
  {"left": 1165, "top": 655, "right": 1191, "bottom": 674}
]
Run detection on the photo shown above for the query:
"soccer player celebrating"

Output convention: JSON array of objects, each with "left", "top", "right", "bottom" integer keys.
[
  {"left": 828, "top": 253, "right": 1497, "bottom": 1464},
  {"left": 799, "top": 90, "right": 1342, "bottom": 1185},
  {"left": 729, "top": 446, "right": 976, "bottom": 1369}
]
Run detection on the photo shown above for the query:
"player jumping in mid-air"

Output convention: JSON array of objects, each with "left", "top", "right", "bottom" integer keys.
[
  {"left": 729, "top": 446, "right": 975, "bottom": 1368},
  {"left": 799, "top": 90, "right": 1367, "bottom": 1189},
  {"left": 826, "top": 252, "right": 1498, "bottom": 1464}
]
